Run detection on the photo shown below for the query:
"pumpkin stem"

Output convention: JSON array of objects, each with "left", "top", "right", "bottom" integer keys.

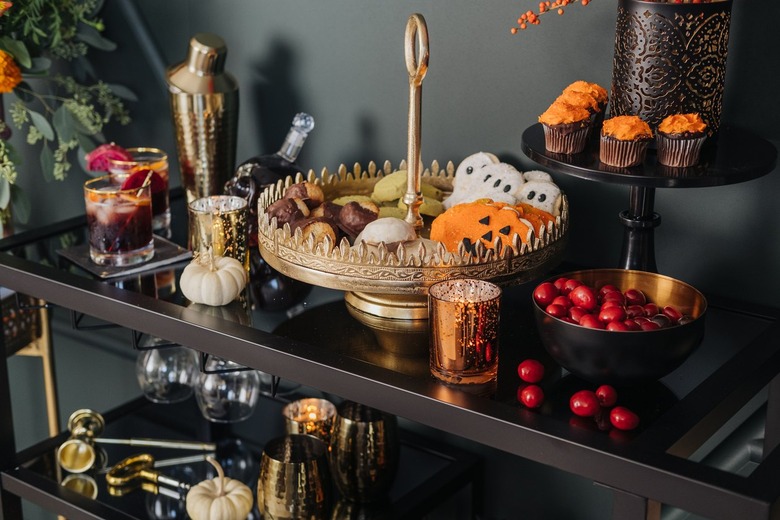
[{"left": 206, "top": 456, "right": 227, "bottom": 497}]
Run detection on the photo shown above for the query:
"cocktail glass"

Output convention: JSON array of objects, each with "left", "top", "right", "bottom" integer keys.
[
  {"left": 107, "top": 147, "right": 171, "bottom": 235},
  {"left": 84, "top": 176, "right": 154, "bottom": 266}
]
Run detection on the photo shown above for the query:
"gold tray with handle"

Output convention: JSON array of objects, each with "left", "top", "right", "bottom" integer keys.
[{"left": 257, "top": 14, "right": 568, "bottom": 321}]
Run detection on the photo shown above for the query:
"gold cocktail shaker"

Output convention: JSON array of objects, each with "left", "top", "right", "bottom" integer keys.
[{"left": 167, "top": 33, "right": 239, "bottom": 204}]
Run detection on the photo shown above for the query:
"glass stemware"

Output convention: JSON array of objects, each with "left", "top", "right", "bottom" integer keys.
[
  {"left": 135, "top": 347, "right": 199, "bottom": 404},
  {"left": 194, "top": 357, "right": 260, "bottom": 423}
]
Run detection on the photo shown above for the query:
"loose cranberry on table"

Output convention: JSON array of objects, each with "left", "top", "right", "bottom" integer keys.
[
  {"left": 595, "top": 385, "right": 618, "bottom": 407},
  {"left": 569, "top": 390, "right": 600, "bottom": 417},
  {"left": 610, "top": 406, "right": 640, "bottom": 431},
  {"left": 517, "top": 359, "right": 545, "bottom": 383},
  {"left": 519, "top": 384, "right": 545, "bottom": 409}
]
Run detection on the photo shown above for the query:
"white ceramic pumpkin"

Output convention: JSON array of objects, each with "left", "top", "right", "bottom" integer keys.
[
  {"left": 180, "top": 252, "right": 247, "bottom": 306},
  {"left": 186, "top": 457, "right": 253, "bottom": 520}
]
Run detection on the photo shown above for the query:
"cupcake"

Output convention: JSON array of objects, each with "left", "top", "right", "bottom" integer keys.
[
  {"left": 599, "top": 115, "right": 653, "bottom": 167},
  {"left": 656, "top": 113, "right": 708, "bottom": 167},
  {"left": 563, "top": 81, "right": 609, "bottom": 129},
  {"left": 538, "top": 102, "right": 591, "bottom": 155}
]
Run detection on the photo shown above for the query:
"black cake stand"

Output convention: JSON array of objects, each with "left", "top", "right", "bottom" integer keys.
[{"left": 521, "top": 123, "right": 777, "bottom": 272}]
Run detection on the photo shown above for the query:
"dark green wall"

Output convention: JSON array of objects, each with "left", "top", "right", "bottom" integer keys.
[{"left": 16, "top": 0, "right": 780, "bottom": 306}]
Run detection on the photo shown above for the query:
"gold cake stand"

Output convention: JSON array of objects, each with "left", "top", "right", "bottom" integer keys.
[{"left": 257, "top": 14, "right": 568, "bottom": 326}]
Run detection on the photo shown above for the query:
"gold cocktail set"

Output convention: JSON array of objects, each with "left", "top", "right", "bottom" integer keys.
[{"left": 57, "top": 409, "right": 215, "bottom": 498}]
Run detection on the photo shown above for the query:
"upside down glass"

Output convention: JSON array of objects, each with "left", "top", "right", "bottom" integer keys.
[
  {"left": 107, "top": 147, "right": 171, "bottom": 235},
  {"left": 428, "top": 279, "right": 501, "bottom": 385},
  {"left": 84, "top": 176, "right": 154, "bottom": 266}
]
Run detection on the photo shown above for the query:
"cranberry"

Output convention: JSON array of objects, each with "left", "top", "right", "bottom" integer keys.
[
  {"left": 569, "top": 306, "right": 589, "bottom": 323},
  {"left": 625, "top": 304, "right": 645, "bottom": 319},
  {"left": 643, "top": 303, "right": 659, "bottom": 317},
  {"left": 569, "top": 285, "right": 597, "bottom": 311},
  {"left": 599, "top": 306, "right": 626, "bottom": 323},
  {"left": 533, "top": 282, "right": 559, "bottom": 307},
  {"left": 624, "top": 288, "right": 647, "bottom": 306},
  {"left": 601, "top": 290, "right": 625, "bottom": 305},
  {"left": 662, "top": 305, "right": 683, "bottom": 321},
  {"left": 553, "top": 277, "right": 569, "bottom": 292},
  {"left": 650, "top": 314, "right": 671, "bottom": 328},
  {"left": 563, "top": 279, "right": 583, "bottom": 294},
  {"left": 595, "top": 385, "right": 618, "bottom": 407},
  {"left": 579, "top": 314, "right": 605, "bottom": 329},
  {"left": 517, "top": 359, "right": 545, "bottom": 383},
  {"left": 623, "top": 319, "right": 642, "bottom": 331},
  {"left": 519, "top": 385, "right": 545, "bottom": 409},
  {"left": 551, "top": 295, "right": 573, "bottom": 309},
  {"left": 678, "top": 315, "right": 694, "bottom": 325},
  {"left": 546, "top": 303, "right": 568, "bottom": 319},
  {"left": 570, "top": 390, "right": 600, "bottom": 417},
  {"left": 610, "top": 406, "right": 640, "bottom": 431},
  {"left": 600, "top": 300, "right": 623, "bottom": 311},
  {"left": 640, "top": 320, "right": 661, "bottom": 331},
  {"left": 598, "top": 284, "right": 620, "bottom": 298},
  {"left": 606, "top": 321, "right": 630, "bottom": 331}
]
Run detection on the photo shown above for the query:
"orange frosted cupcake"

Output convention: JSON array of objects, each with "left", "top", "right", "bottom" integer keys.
[
  {"left": 656, "top": 113, "right": 708, "bottom": 167},
  {"left": 600, "top": 115, "right": 653, "bottom": 167},
  {"left": 538, "top": 102, "right": 591, "bottom": 154},
  {"left": 563, "top": 81, "right": 609, "bottom": 127}
]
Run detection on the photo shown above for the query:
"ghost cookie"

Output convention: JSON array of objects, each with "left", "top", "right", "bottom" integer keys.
[
  {"left": 522, "top": 170, "right": 553, "bottom": 183},
  {"left": 443, "top": 152, "right": 500, "bottom": 209},
  {"left": 517, "top": 180, "right": 562, "bottom": 217},
  {"left": 445, "top": 160, "right": 525, "bottom": 208}
]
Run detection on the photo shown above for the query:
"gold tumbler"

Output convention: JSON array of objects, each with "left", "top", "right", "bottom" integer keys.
[
  {"left": 257, "top": 435, "right": 331, "bottom": 519},
  {"left": 328, "top": 401, "right": 399, "bottom": 504}
]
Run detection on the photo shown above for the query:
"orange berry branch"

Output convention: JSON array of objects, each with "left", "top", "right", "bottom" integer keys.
[
  {"left": 511, "top": 0, "right": 719, "bottom": 34},
  {"left": 511, "top": 0, "right": 591, "bottom": 34}
]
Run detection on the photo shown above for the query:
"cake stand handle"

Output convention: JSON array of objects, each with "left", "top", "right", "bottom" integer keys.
[{"left": 403, "top": 13, "right": 429, "bottom": 232}]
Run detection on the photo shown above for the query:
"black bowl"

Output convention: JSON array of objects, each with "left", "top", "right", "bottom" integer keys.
[{"left": 533, "top": 269, "right": 707, "bottom": 386}]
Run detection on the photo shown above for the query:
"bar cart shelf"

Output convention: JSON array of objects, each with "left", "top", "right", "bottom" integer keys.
[{"left": 1, "top": 190, "right": 780, "bottom": 519}]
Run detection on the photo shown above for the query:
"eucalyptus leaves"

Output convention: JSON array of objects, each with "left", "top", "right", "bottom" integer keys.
[{"left": 0, "top": 0, "right": 134, "bottom": 233}]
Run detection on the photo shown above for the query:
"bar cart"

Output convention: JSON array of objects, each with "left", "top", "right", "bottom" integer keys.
[{"left": 0, "top": 164, "right": 779, "bottom": 520}]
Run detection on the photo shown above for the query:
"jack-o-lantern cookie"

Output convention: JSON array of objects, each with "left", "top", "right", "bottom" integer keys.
[{"left": 430, "top": 201, "right": 533, "bottom": 254}]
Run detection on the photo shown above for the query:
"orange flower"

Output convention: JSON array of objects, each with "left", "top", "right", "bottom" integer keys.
[
  {"left": 0, "top": 2, "right": 12, "bottom": 17},
  {"left": 0, "top": 49, "right": 22, "bottom": 93}
]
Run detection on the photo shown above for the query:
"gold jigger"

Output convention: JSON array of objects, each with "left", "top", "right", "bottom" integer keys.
[
  {"left": 257, "top": 435, "right": 331, "bottom": 520},
  {"left": 57, "top": 409, "right": 216, "bottom": 473},
  {"left": 328, "top": 401, "right": 399, "bottom": 504},
  {"left": 282, "top": 398, "right": 336, "bottom": 445}
]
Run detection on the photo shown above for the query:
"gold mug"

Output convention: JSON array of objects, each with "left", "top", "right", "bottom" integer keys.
[
  {"left": 328, "top": 401, "right": 399, "bottom": 503},
  {"left": 257, "top": 435, "right": 331, "bottom": 519}
]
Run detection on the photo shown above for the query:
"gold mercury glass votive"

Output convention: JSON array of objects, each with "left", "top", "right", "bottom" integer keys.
[
  {"left": 187, "top": 195, "right": 249, "bottom": 270},
  {"left": 282, "top": 398, "right": 336, "bottom": 444},
  {"left": 428, "top": 278, "right": 501, "bottom": 386}
]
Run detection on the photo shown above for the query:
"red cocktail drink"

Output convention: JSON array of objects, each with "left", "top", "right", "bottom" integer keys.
[{"left": 84, "top": 176, "right": 154, "bottom": 266}]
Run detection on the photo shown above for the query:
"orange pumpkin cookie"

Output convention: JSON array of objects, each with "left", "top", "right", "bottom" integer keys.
[{"left": 430, "top": 201, "right": 533, "bottom": 254}]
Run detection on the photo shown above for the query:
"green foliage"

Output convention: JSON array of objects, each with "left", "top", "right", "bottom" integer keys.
[{"left": 0, "top": 0, "right": 133, "bottom": 213}]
